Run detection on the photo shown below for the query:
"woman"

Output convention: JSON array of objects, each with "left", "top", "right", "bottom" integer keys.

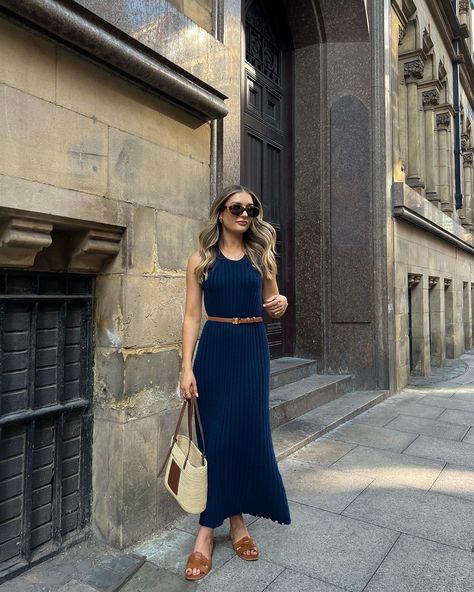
[{"left": 180, "top": 185, "right": 291, "bottom": 581}]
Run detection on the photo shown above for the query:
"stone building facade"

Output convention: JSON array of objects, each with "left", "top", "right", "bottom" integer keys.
[
  {"left": 1, "top": 0, "right": 474, "bottom": 581},
  {"left": 390, "top": 0, "right": 474, "bottom": 390}
]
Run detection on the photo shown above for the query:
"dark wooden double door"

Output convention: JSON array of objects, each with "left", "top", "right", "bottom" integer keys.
[{"left": 241, "top": 0, "right": 294, "bottom": 358}]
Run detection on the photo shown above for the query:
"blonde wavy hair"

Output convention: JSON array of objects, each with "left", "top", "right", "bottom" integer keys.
[{"left": 194, "top": 185, "right": 277, "bottom": 284}]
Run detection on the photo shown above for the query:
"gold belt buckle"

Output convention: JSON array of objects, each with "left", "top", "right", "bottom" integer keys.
[{"left": 232, "top": 317, "right": 241, "bottom": 324}]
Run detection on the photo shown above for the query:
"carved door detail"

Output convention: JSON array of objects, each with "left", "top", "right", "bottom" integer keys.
[{"left": 242, "top": 0, "right": 293, "bottom": 358}]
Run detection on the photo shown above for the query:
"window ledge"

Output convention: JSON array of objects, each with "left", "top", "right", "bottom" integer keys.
[{"left": 392, "top": 182, "right": 474, "bottom": 254}]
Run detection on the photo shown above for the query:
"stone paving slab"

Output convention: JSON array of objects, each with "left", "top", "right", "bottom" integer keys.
[
  {"left": 197, "top": 557, "right": 284, "bottom": 592},
  {"left": 406, "top": 383, "right": 459, "bottom": 395},
  {"left": 403, "top": 434, "right": 474, "bottom": 468},
  {"left": 265, "top": 568, "right": 346, "bottom": 592},
  {"left": 278, "top": 456, "right": 373, "bottom": 513},
  {"left": 383, "top": 414, "right": 469, "bottom": 441},
  {"left": 388, "top": 399, "right": 447, "bottom": 416},
  {"left": 430, "top": 463, "right": 474, "bottom": 503},
  {"left": 436, "top": 408, "right": 474, "bottom": 426},
  {"left": 330, "top": 444, "right": 444, "bottom": 490},
  {"left": 342, "top": 483, "right": 474, "bottom": 550},
  {"left": 132, "top": 527, "right": 234, "bottom": 578},
  {"left": 418, "top": 394, "right": 474, "bottom": 413},
  {"left": 349, "top": 405, "right": 401, "bottom": 427},
  {"left": 57, "top": 582, "right": 97, "bottom": 592},
  {"left": 451, "top": 388, "right": 474, "bottom": 401},
  {"left": 81, "top": 554, "right": 145, "bottom": 591},
  {"left": 290, "top": 437, "right": 357, "bottom": 466},
  {"left": 323, "top": 422, "right": 417, "bottom": 452},
  {"left": 121, "top": 562, "right": 194, "bottom": 592},
  {"left": 462, "top": 426, "right": 474, "bottom": 444},
  {"left": 247, "top": 501, "right": 399, "bottom": 592},
  {"left": 351, "top": 398, "right": 446, "bottom": 426},
  {"left": 364, "top": 534, "right": 474, "bottom": 592}
]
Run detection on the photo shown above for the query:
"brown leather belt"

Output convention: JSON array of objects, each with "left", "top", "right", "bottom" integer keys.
[{"left": 207, "top": 316, "right": 263, "bottom": 324}]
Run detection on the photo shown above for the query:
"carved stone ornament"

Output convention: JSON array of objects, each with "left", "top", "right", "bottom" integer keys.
[
  {"left": 69, "top": 228, "right": 122, "bottom": 272},
  {"left": 436, "top": 112, "right": 451, "bottom": 129},
  {"left": 408, "top": 273, "right": 422, "bottom": 288},
  {"left": 422, "top": 89, "right": 440, "bottom": 108},
  {"left": 0, "top": 217, "right": 52, "bottom": 266},
  {"left": 429, "top": 276, "right": 439, "bottom": 288},
  {"left": 462, "top": 133, "right": 470, "bottom": 151},
  {"left": 463, "top": 152, "right": 474, "bottom": 166},
  {"left": 459, "top": 0, "right": 470, "bottom": 13},
  {"left": 444, "top": 278, "right": 452, "bottom": 288},
  {"left": 438, "top": 60, "right": 447, "bottom": 81},
  {"left": 404, "top": 60, "right": 424, "bottom": 83},
  {"left": 398, "top": 26, "right": 406, "bottom": 46},
  {"left": 0, "top": 212, "right": 124, "bottom": 271}
]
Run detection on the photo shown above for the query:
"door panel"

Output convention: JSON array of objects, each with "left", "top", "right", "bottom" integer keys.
[{"left": 242, "top": 0, "right": 293, "bottom": 358}]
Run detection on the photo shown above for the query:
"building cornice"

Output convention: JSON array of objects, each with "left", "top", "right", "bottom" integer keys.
[
  {"left": 0, "top": 0, "right": 228, "bottom": 121},
  {"left": 393, "top": 182, "right": 474, "bottom": 254}
]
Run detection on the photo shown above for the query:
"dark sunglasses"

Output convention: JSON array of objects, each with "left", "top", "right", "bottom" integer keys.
[{"left": 222, "top": 203, "right": 260, "bottom": 217}]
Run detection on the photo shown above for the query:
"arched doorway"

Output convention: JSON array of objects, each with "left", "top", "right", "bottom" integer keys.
[{"left": 241, "top": 0, "right": 295, "bottom": 358}]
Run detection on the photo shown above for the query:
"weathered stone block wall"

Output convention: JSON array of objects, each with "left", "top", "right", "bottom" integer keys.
[
  {"left": 0, "top": 17, "right": 211, "bottom": 547},
  {"left": 394, "top": 219, "right": 474, "bottom": 391}
]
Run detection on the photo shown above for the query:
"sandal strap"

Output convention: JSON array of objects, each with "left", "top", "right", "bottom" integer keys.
[
  {"left": 185, "top": 551, "right": 211, "bottom": 573},
  {"left": 233, "top": 535, "right": 258, "bottom": 555}
]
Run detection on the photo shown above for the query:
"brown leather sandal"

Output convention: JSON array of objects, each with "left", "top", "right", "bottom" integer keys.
[
  {"left": 184, "top": 540, "right": 214, "bottom": 581},
  {"left": 230, "top": 534, "right": 259, "bottom": 561}
]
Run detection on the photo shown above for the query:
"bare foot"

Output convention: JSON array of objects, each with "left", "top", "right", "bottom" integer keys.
[
  {"left": 185, "top": 526, "right": 214, "bottom": 578},
  {"left": 229, "top": 515, "right": 258, "bottom": 558}
]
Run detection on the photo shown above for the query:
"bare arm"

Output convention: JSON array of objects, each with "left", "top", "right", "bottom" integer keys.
[
  {"left": 262, "top": 274, "right": 288, "bottom": 319},
  {"left": 180, "top": 251, "right": 203, "bottom": 399}
]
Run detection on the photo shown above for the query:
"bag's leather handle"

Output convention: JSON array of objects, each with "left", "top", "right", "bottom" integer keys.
[
  {"left": 157, "top": 397, "right": 206, "bottom": 477},
  {"left": 184, "top": 397, "right": 206, "bottom": 469}
]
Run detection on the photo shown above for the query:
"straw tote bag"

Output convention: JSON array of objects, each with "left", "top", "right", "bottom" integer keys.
[{"left": 157, "top": 397, "right": 207, "bottom": 514}]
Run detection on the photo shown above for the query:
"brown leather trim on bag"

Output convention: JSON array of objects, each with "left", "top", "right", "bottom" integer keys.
[{"left": 168, "top": 459, "right": 181, "bottom": 495}]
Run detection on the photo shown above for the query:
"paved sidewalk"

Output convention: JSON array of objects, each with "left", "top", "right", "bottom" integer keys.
[{"left": 3, "top": 354, "right": 474, "bottom": 591}]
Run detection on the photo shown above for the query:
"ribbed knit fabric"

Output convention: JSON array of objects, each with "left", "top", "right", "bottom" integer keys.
[{"left": 193, "top": 248, "right": 291, "bottom": 528}]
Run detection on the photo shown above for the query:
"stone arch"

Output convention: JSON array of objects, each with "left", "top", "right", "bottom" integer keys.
[
  {"left": 280, "top": 0, "right": 369, "bottom": 46},
  {"left": 400, "top": 17, "right": 422, "bottom": 51}
]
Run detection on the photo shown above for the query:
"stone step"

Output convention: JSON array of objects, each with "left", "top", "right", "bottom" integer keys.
[
  {"left": 269, "top": 357, "right": 317, "bottom": 389},
  {"left": 270, "top": 373, "right": 352, "bottom": 429},
  {"left": 273, "top": 389, "right": 391, "bottom": 461}
]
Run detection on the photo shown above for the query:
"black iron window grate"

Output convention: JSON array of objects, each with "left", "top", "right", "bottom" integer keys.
[{"left": 0, "top": 271, "right": 94, "bottom": 582}]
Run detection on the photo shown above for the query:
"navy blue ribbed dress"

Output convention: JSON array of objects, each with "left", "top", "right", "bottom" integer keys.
[{"left": 192, "top": 248, "right": 291, "bottom": 528}]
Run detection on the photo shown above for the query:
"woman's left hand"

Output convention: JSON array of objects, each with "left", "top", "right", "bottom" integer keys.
[{"left": 263, "top": 294, "right": 288, "bottom": 318}]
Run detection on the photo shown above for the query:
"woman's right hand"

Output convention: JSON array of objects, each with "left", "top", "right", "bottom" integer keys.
[{"left": 180, "top": 369, "right": 199, "bottom": 400}]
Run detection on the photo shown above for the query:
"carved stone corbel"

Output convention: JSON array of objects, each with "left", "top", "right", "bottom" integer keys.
[
  {"left": 459, "top": 0, "right": 470, "bottom": 14},
  {"left": 408, "top": 273, "right": 422, "bottom": 288},
  {"left": 463, "top": 152, "right": 473, "bottom": 166},
  {"left": 69, "top": 228, "right": 122, "bottom": 272},
  {"left": 428, "top": 276, "right": 439, "bottom": 288},
  {"left": 444, "top": 278, "right": 452, "bottom": 288},
  {"left": 399, "top": 26, "right": 406, "bottom": 46},
  {"left": 0, "top": 217, "right": 53, "bottom": 266}
]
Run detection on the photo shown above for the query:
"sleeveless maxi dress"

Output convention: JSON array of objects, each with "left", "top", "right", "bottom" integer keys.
[{"left": 192, "top": 248, "right": 291, "bottom": 528}]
